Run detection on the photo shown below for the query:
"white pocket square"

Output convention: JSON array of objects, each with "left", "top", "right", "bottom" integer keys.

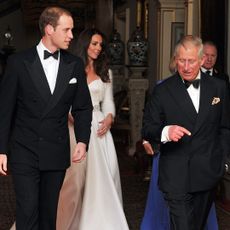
[
  {"left": 211, "top": 97, "right": 220, "bottom": 105},
  {"left": 69, "top": 78, "right": 77, "bottom": 84}
]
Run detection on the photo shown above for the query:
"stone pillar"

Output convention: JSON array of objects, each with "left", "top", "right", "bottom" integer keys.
[
  {"left": 127, "top": 66, "right": 149, "bottom": 155},
  {"left": 184, "top": 0, "right": 201, "bottom": 36},
  {"left": 109, "top": 65, "right": 127, "bottom": 93}
]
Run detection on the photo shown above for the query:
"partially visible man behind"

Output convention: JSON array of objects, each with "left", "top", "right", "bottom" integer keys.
[
  {"left": 201, "top": 40, "right": 229, "bottom": 83},
  {"left": 142, "top": 35, "right": 230, "bottom": 230},
  {"left": 0, "top": 6, "right": 92, "bottom": 230}
]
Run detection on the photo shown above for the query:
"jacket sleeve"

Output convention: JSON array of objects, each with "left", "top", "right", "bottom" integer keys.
[
  {"left": 71, "top": 58, "right": 93, "bottom": 146},
  {"left": 0, "top": 55, "right": 18, "bottom": 154},
  {"left": 219, "top": 80, "right": 230, "bottom": 161},
  {"left": 141, "top": 86, "right": 164, "bottom": 144},
  {"left": 101, "top": 69, "right": 115, "bottom": 117}
]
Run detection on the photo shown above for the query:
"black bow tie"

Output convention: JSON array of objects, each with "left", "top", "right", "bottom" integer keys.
[
  {"left": 184, "top": 79, "right": 200, "bottom": 89},
  {"left": 44, "top": 50, "right": 59, "bottom": 60},
  {"left": 206, "top": 70, "right": 211, "bottom": 75}
]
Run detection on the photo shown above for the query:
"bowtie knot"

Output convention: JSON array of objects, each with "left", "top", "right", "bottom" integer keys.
[
  {"left": 44, "top": 50, "right": 59, "bottom": 60},
  {"left": 206, "top": 70, "right": 211, "bottom": 75},
  {"left": 184, "top": 79, "right": 200, "bottom": 89}
]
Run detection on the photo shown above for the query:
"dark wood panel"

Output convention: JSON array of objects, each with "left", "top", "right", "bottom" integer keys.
[
  {"left": 0, "top": 0, "right": 20, "bottom": 17},
  {"left": 201, "top": 0, "right": 228, "bottom": 73},
  {"left": 21, "top": 0, "right": 96, "bottom": 33}
]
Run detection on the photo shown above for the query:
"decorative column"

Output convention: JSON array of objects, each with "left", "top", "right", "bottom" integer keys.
[
  {"left": 184, "top": 0, "right": 201, "bottom": 36},
  {"left": 144, "top": 0, "right": 149, "bottom": 39},
  {"left": 127, "top": 66, "right": 148, "bottom": 155},
  {"left": 126, "top": 1, "right": 149, "bottom": 155},
  {"left": 136, "top": 0, "right": 142, "bottom": 28},
  {"left": 107, "top": 30, "right": 126, "bottom": 93},
  {"left": 157, "top": 0, "right": 185, "bottom": 80},
  {"left": 109, "top": 65, "right": 127, "bottom": 93}
]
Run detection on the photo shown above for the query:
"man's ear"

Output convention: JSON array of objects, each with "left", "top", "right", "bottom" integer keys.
[
  {"left": 200, "top": 54, "right": 206, "bottom": 66},
  {"left": 45, "top": 24, "right": 54, "bottom": 36}
]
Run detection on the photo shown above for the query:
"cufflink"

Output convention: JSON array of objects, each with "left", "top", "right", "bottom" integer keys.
[{"left": 142, "top": 140, "right": 149, "bottom": 145}]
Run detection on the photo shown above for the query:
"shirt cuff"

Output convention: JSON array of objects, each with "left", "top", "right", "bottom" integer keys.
[{"left": 161, "top": 125, "right": 172, "bottom": 143}]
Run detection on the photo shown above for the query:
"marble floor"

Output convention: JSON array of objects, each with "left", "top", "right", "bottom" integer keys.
[
  {"left": 0, "top": 141, "right": 230, "bottom": 230},
  {"left": 117, "top": 142, "right": 230, "bottom": 230}
]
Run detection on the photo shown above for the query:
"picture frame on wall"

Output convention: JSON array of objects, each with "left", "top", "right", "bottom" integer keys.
[{"left": 171, "top": 22, "right": 184, "bottom": 56}]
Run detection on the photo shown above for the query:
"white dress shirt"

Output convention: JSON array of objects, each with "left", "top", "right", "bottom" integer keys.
[
  {"left": 36, "top": 41, "right": 60, "bottom": 94},
  {"left": 161, "top": 71, "right": 201, "bottom": 142},
  {"left": 201, "top": 67, "right": 213, "bottom": 76}
]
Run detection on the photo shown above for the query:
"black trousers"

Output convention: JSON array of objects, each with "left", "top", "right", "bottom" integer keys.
[
  {"left": 164, "top": 189, "right": 214, "bottom": 230},
  {"left": 11, "top": 163, "right": 66, "bottom": 230}
]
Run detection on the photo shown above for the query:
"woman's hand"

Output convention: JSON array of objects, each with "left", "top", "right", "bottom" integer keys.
[{"left": 97, "top": 114, "right": 113, "bottom": 137}]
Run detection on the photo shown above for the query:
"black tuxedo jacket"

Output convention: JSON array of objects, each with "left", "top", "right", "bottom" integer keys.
[
  {"left": 142, "top": 72, "right": 230, "bottom": 193},
  {"left": 0, "top": 47, "right": 92, "bottom": 170},
  {"left": 212, "top": 68, "right": 229, "bottom": 83}
]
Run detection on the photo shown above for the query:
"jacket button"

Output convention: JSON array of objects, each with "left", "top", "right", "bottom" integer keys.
[{"left": 38, "top": 137, "right": 43, "bottom": 141}]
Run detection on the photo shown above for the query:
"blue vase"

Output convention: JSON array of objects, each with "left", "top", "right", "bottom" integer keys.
[{"left": 107, "top": 30, "right": 124, "bottom": 65}]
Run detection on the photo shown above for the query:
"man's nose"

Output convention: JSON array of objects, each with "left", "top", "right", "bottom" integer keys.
[
  {"left": 68, "top": 30, "right": 73, "bottom": 39},
  {"left": 184, "top": 60, "right": 189, "bottom": 70}
]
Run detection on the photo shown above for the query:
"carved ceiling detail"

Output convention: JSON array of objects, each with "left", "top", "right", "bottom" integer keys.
[{"left": 21, "top": 0, "right": 96, "bottom": 30}]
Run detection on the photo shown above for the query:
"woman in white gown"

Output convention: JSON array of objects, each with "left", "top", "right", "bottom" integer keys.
[{"left": 57, "top": 28, "right": 129, "bottom": 230}]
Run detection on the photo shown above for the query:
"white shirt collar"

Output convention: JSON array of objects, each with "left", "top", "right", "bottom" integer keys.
[
  {"left": 201, "top": 67, "right": 213, "bottom": 75},
  {"left": 36, "top": 40, "right": 60, "bottom": 61}
]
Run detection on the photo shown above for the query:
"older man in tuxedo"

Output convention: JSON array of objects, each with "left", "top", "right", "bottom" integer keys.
[
  {"left": 0, "top": 6, "right": 92, "bottom": 230},
  {"left": 201, "top": 41, "right": 229, "bottom": 84},
  {"left": 142, "top": 35, "right": 230, "bottom": 230}
]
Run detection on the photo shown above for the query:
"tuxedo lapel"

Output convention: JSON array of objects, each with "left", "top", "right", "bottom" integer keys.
[
  {"left": 168, "top": 74, "right": 198, "bottom": 123},
  {"left": 193, "top": 74, "right": 215, "bottom": 134},
  {"left": 24, "top": 48, "right": 52, "bottom": 102},
  {"left": 42, "top": 51, "right": 75, "bottom": 117}
]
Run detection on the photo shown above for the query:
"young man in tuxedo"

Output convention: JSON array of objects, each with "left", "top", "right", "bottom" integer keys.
[
  {"left": 0, "top": 6, "right": 92, "bottom": 230},
  {"left": 142, "top": 35, "right": 230, "bottom": 230}
]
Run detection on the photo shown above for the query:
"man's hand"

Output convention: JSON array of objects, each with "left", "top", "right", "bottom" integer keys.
[
  {"left": 143, "top": 141, "right": 154, "bottom": 155},
  {"left": 168, "top": 125, "right": 191, "bottom": 142},
  {"left": 0, "top": 154, "right": 7, "bottom": 175},
  {"left": 72, "top": 142, "right": 87, "bottom": 163}
]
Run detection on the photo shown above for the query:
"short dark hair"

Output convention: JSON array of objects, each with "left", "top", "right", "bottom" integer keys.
[
  {"left": 39, "top": 6, "right": 72, "bottom": 36},
  {"left": 203, "top": 40, "right": 217, "bottom": 48},
  {"left": 203, "top": 40, "right": 218, "bottom": 54}
]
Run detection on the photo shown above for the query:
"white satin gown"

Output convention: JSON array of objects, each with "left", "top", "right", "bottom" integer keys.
[{"left": 57, "top": 74, "right": 129, "bottom": 230}]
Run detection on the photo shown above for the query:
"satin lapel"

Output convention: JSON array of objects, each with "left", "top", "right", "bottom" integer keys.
[
  {"left": 167, "top": 74, "right": 197, "bottom": 123},
  {"left": 193, "top": 74, "right": 215, "bottom": 134},
  {"left": 24, "top": 48, "right": 51, "bottom": 102},
  {"left": 42, "top": 52, "right": 75, "bottom": 117}
]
